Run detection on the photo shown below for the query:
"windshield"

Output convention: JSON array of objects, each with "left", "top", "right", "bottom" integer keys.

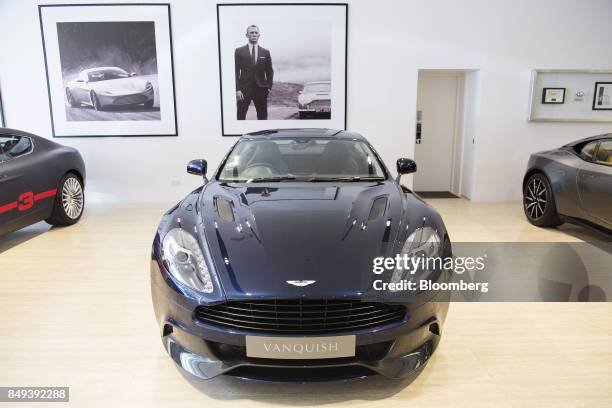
[
  {"left": 218, "top": 138, "right": 387, "bottom": 182},
  {"left": 303, "top": 83, "right": 330, "bottom": 93},
  {"left": 87, "top": 68, "right": 129, "bottom": 82}
]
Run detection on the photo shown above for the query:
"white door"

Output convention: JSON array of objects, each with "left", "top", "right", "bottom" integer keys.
[{"left": 414, "top": 73, "right": 459, "bottom": 192}]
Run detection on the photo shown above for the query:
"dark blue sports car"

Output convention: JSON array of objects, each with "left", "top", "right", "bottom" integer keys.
[{"left": 150, "top": 128, "right": 451, "bottom": 381}]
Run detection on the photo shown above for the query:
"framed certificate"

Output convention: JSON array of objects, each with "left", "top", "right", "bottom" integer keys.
[{"left": 541, "top": 88, "right": 565, "bottom": 104}]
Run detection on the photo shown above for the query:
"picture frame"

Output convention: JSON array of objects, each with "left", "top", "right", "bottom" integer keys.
[
  {"left": 0, "top": 86, "right": 5, "bottom": 128},
  {"left": 38, "top": 3, "right": 178, "bottom": 137},
  {"left": 592, "top": 82, "right": 612, "bottom": 110},
  {"left": 528, "top": 69, "right": 612, "bottom": 122},
  {"left": 541, "top": 87, "right": 565, "bottom": 104},
  {"left": 217, "top": 3, "right": 348, "bottom": 136}
]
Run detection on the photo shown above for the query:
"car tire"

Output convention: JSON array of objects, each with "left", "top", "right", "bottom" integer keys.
[
  {"left": 66, "top": 88, "right": 79, "bottom": 107},
  {"left": 523, "top": 172, "right": 562, "bottom": 228},
  {"left": 91, "top": 91, "right": 103, "bottom": 111},
  {"left": 46, "top": 173, "right": 85, "bottom": 227},
  {"left": 144, "top": 99, "right": 154, "bottom": 108}
]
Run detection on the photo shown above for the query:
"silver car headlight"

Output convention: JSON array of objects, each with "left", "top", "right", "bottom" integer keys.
[
  {"left": 161, "top": 228, "right": 213, "bottom": 293},
  {"left": 390, "top": 226, "right": 442, "bottom": 286}
]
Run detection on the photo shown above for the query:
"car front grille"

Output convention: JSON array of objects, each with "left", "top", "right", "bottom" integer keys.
[
  {"left": 114, "top": 94, "right": 147, "bottom": 105},
  {"left": 194, "top": 299, "right": 406, "bottom": 334}
]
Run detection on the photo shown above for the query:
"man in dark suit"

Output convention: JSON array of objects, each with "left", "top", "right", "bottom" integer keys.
[{"left": 235, "top": 25, "right": 274, "bottom": 120}]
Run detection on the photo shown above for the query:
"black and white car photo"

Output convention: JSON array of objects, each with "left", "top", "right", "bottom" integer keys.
[
  {"left": 65, "top": 67, "right": 155, "bottom": 113},
  {"left": 298, "top": 81, "right": 331, "bottom": 119},
  {"left": 39, "top": 3, "right": 177, "bottom": 137}
]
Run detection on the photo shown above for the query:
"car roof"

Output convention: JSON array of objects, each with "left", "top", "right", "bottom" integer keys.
[
  {"left": 0, "top": 127, "right": 40, "bottom": 139},
  {"left": 241, "top": 128, "right": 366, "bottom": 141},
  {"left": 563, "top": 133, "right": 612, "bottom": 148}
]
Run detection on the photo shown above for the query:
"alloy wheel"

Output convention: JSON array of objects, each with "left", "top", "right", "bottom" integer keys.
[
  {"left": 524, "top": 177, "right": 547, "bottom": 220},
  {"left": 66, "top": 89, "right": 74, "bottom": 105},
  {"left": 62, "top": 177, "right": 84, "bottom": 220},
  {"left": 91, "top": 92, "right": 100, "bottom": 110}
]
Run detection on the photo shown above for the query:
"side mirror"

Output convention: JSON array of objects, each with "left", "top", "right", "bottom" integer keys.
[
  {"left": 129, "top": 72, "right": 137, "bottom": 77},
  {"left": 396, "top": 158, "right": 417, "bottom": 184},
  {"left": 187, "top": 159, "right": 208, "bottom": 183}
]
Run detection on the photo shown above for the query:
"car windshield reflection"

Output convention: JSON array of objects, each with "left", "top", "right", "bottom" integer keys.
[{"left": 218, "top": 138, "right": 387, "bottom": 182}]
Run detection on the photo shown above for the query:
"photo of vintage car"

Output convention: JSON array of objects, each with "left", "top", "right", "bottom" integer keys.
[
  {"left": 151, "top": 128, "right": 451, "bottom": 381},
  {"left": 65, "top": 66, "right": 154, "bottom": 111},
  {"left": 0, "top": 128, "right": 85, "bottom": 236},
  {"left": 523, "top": 133, "right": 612, "bottom": 232},
  {"left": 298, "top": 81, "right": 331, "bottom": 119}
]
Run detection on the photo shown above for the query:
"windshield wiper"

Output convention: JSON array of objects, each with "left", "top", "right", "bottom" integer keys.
[
  {"left": 247, "top": 175, "right": 298, "bottom": 183},
  {"left": 308, "top": 176, "right": 385, "bottom": 182}
]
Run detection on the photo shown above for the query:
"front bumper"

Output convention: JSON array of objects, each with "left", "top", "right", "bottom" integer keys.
[
  {"left": 98, "top": 87, "right": 154, "bottom": 106},
  {"left": 151, "top": 262, "right": 449, "bottom": 381},
  {"left": 298, "top": 100, "right": 331, "bottom": 113}
]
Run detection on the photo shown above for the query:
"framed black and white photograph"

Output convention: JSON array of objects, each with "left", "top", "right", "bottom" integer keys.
[
  {"left": 39, "top": 4, "right": 177, "bottom": 137},
  {"left": 217, "top": 3, "right": 348, "bottom": 136},
  {"left": 541, "top": 87, "right": 565, "bottom": 104},
  {"left": 593, "top": 82, "right": 612, "bottom": 110},
  {"left": 0, "top": 86, "right": 5, "bottom": 128}
]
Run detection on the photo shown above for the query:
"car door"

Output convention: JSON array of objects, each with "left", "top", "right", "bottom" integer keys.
[
  {"left": 0, "top": 135, "right": 50, "bottom": 234},
  {"left": 577, "top": 139, "right": 612, "bottom": 227}
]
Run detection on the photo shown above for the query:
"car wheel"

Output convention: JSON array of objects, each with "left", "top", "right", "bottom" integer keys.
[
  {"left": 46, "top": 173, "right": 85, "bottom": 227},
  {"left": 523, "top": 173, "right": 562, "bottom": 227},
  {"left": 91, "top": 91, "right": 103, "bottom": 111},
  {"left": 66, "top": 88, "right": 78, "bottom": 107}
]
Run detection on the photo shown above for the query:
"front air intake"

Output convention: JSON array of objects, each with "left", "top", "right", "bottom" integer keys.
[{"left": 194, "top": 299, "right": 406, "bottom": 334}]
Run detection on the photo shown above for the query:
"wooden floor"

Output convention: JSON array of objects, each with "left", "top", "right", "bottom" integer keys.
[{"left": 0, "top": 199, "right": 610, "bottom": 407}]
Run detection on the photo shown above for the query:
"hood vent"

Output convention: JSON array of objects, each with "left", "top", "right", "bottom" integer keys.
[
  {"left": 215, "top": 197, "right": 235, "bottom": 222},
  {"left": 368, "top": 196, "right": 388, "bottom": 221}
]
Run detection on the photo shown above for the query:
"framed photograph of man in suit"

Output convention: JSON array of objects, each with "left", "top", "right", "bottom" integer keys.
[{"left": 217, "top": 3, "right": 348, "bottom": 136}]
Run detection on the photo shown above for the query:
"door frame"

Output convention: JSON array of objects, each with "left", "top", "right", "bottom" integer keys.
[{"left": 414, "top": 69, "right": 478, "bottom": 198}]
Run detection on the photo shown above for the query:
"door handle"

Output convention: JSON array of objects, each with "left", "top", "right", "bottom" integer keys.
[{"left": 416, "top": 110, "right": 422, "bottom": 144}]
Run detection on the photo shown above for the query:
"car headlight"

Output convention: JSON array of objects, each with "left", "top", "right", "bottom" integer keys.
[
  {"left": 390, "top": 226, "right": 442, "bottom": 287},
  {"left": 161, "top": 228, "right": 213, "bottom": 293}
]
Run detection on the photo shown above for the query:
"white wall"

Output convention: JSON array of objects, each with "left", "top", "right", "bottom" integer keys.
[{"left": 1, "top": 0, "right": 612, "bottom": 202}]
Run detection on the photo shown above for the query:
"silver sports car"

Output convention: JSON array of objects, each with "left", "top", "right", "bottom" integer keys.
[
  {"left": 298, "top": 81, "right": 331, "bottom": 119},
  {"left": 523, "top": 134, "right": 612, "bottom": 232},
  {"left": 65, "top": 67, "right": 154, "bottom": 111}
]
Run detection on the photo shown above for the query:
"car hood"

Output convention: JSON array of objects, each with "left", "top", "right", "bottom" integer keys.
[
  {"left": 88, "top": 77, "right": 147, "bottom": 94},
  {"left": 199, "top": 181, "right": 406, "bottom": 300},
  {"left": 298, "top": 92, "right": 331, "bottom": 105}
]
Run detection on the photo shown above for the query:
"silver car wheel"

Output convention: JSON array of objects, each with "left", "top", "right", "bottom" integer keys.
[
  {"left": 524, "top": 177, "right": 547, "bottom": 220},
  {"left": 62, "top": 177, "right": 84, "bottom": 220}
]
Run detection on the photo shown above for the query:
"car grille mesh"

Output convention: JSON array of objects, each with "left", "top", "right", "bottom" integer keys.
[
  {"left": 115, "top": 94, "right": 147, "bottom": 104},
  {"left": 195, "top": 299, "right": 406, "bottom": 334}
]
